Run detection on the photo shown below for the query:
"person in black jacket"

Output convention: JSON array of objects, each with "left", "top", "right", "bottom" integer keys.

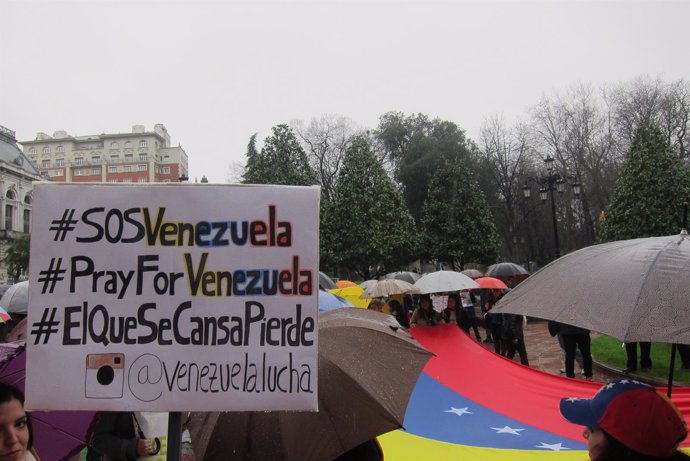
[
  {"left": 90, "top": 412, "right": 158, "bottom": 461},
  {"left": 388, "top": 298, "right": 410, "bottom": 328},
  {"left": 557, "top": 322, "right": 593, "bottom": 379},
  {"left": 502, "top": 313, "right": 529, "bottom": 365}
]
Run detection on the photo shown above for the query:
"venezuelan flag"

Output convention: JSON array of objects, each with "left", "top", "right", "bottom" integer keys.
[{"left": 378, "top": 324, "right": 690, "bottom": 460}]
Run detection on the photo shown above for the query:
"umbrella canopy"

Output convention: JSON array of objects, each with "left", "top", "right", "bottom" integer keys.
[
  {"left": 0, "top": 305, "right": 10, "bottom": 323},
  {"left": 473, "top": 277, "right": 509, "bottom": 290},
  {"left": 0, "top": 343, "right": 95, "bottom": 460},
  {"left": 188, "top": 309, "right": 432, "bottom": 461},
  {"left": 413, "top": 270, "right": 479, "bottom": 294},
  {"left": 335, "top": 280, "right": 358, "bottom": 288},
  {"left": 359, "top": 280, "right": 377, "bottom": 291},
  {"left": 329, "top": 286, "right": 371, "bottom": 309},
  {"left": 5, "top": 317, "right": 27, "bottom": 342},
  {"left": 485, "top": 262, "right": 529, "bottom": 277},
  {"left": 492, "top": 232, "right": 690, "bottom": 344},
  {"left": 382, "top": 271, "right": 422, "bottom": 284},
  {"left": 318, "top": 289, "right": 355, "bottom": 312},
  {"left": 460, "top": 269, "right": 483, "bottom": 279},
  {"left": 360, "top": 279, "right": 420, "bottom": 299},
  {"left": 0, "top": 281, "right": 28, "bottom": 315},
  {"left": 318, "top": 272, "right": 337, "bottom": 290}
]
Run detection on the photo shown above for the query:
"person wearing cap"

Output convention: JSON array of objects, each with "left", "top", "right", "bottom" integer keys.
[{"left": 560, "top": 378, "right": 689, "bottom": 460}]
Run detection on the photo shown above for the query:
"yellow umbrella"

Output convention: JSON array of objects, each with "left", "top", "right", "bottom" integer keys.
[{"left": 329, "top": 286, "right": 371, "bottom": 309}]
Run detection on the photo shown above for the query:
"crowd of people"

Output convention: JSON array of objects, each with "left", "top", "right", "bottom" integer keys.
[
  {"left": 0, "top": 277, "right": 688, "bottom": 460},
  {"left": 368, "top": 287, "right": 530, "bottom": 366}
]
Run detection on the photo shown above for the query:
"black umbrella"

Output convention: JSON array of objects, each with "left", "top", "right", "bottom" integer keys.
[
  {"left": 485, "top": 262, "right": 529, "bottom": 277},
  {"left": 492, "top": 231, "right": 690, "bottom": 395}
]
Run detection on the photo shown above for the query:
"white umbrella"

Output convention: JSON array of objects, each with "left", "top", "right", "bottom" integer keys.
[
  {"left": 0, "top": 281, "right": 28, "bottom": 315},
  {"left": 359, "top": 279, "right": 378, "bottom": 291},
  {"left": 413, "top": 270, "right": 479, "bottom": 294},
  {"left": 360, "top": 279, "right": 419, "bottom": 298}
]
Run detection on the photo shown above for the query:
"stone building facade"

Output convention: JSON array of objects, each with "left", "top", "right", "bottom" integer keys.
[
  {"left": 21, "top": 124, "right": 188, "bottom": 184},
  {"left": 0, "top": 125, "right": 43, "bottom": 284}
]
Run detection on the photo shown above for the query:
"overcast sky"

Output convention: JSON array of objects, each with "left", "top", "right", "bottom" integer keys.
[{"left": 2, "top": 0, "right": 688, "bottom": 183}]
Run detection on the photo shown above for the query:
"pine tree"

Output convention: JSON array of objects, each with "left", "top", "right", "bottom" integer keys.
[
  {"left": 242, "top": 125, "right": 318, "bottom": 186},
  {"left": 599, "top": 123, "right": 690, "bottom": 241},
  {"left": 322, "top": 136, "right": 417, "bottom": 279},
  {"left": 421, "top": 159, "right": 500, "bottom": 267}
]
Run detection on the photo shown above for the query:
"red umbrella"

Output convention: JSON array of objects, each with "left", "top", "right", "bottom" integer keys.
[{"left": 473, "top": 277, "right": 508, "bottom": 289}]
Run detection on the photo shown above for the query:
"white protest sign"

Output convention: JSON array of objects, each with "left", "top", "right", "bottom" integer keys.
[{"left": 26, "top": 183, "right": 320, "bottom": 412}]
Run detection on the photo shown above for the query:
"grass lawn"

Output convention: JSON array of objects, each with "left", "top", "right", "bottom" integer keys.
[{"left": 591, "top": 335, "right": 690, "bottom": 385}]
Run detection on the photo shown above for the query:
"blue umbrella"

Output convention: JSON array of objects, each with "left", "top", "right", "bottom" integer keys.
[{"left": 319, "top": 289, "right": 355, "bottom": 312}]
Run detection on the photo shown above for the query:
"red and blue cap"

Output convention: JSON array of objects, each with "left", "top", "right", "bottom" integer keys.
[{"left": 560, "top": 379, "right": 687, "bottom": 457}]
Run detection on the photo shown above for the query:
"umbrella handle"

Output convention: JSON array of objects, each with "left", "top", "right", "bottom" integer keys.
[{"left": 668, "top": 344, "right": 677, "bottom": 398}]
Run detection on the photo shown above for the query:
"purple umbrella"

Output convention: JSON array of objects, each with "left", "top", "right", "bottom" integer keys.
[{"left": 0, "top": 343, "right": 96, "bottom": 461}]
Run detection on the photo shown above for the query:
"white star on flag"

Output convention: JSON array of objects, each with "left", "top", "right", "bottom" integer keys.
[
  {"left": 490, "top": 426, "right": 525, "bottom": 435},
  {"left": 536, "top": 442, "right": 571, "bottom": 451},
  {"left": 444, "top": 407, "right": 473, "bottom": 416}
]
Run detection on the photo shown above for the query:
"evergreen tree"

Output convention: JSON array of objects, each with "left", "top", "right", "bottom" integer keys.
[
  {"left": 599, "top": 123, "right": 690, "bottom": 241},
  {"left": 5, "top": 235, "right": 29, "bottom": 283},
  {"left": 421, "top": 160, "right": 500, "bottom": 267},
  {"left": 242, "top": 125, "right": 318, "bottom": 186},
  {"left": 322, "top": 136, "right": 417, "bottom": 279}
]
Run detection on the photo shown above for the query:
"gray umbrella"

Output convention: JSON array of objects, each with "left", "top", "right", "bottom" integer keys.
[
  {"left": 381, "top": 271, "right": 422, "bottom": 284},
  {"left": 492, "top": 232, "right": 690, "bottom": 344},
  {"left": 188, "top": 309, "right": 432, "bottom": 461},
  {"left": 318, "top": 271, "right": 337, "bottom": 290},
  {"left": 0, "top": 281, "right": 29, "bottom": 315}
]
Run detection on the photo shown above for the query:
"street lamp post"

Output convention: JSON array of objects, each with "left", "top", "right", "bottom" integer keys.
[{"left": 522, "top": 156, "right": 581, "bottom": 259}]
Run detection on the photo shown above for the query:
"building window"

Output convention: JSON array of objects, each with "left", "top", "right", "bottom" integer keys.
[
  {"left": 139, "top": 153, "right": 148, "bottom": 161},
  {"left": 110, "top": 179, "right": 118, "bottom": 183},
  {"left": 138, "top": 177, "right": 147, "bottom": 183},
  {"left": 49, "top": 170, "right": 63, "bottom": 177},
  {"left": 92, "top": 168, "right": 100, "bottom": 175},
  {"left": 42, "top": 146, "right": 50, "bottom": 154},
  {"left": 108, "top": 166, "right": 117, "bottom": 173},
  {"left": 123, "top": 165, "right": 131, "bottom": 173},
  {"left": 162, "top": 167, "right": 171, "bottom": 174},
  {"left": 124, "top": 154, "right": 133, "bottom": 162},
  {"left": 41, "top": 160, "right": 50, "bottom": 168},
  {"left": 56, "top": 159, "right": 65, "bottom": 167},
  {"left": 5, "top": 205, "right": 13, "bottom": 231},
  {"left": 75, "top": 157, "right": 84, "bottom": 165},
  {"left": 29, "top": 148, "right": 36, "bottom": 155},
  {"left": 110, "top": 142, "right": 119, "bottom": 149},
  {"left": 23, "top": 209, "right": 30, "bottom": 233},
  {"left": 124, "top": 141, "right": 132, "bottom": 149},
  {"left": 123, "top": 178, "right": 132, "bottom": 183},
  {"left": 138, "top": 164, "right": 147, "bottom": 172},
  {"left": 139, "top": 140, "right": 148, "bottom": 148},
  {"left": 57, "top": 145, "right": 64, "bottom": 153},
  {"left": 92, "top": 156, "right": 101, "bottom": 164}
]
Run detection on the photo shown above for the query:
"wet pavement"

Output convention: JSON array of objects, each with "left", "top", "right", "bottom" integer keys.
[{"left": 477, "top": 318, "right": 621, "bottom": 383}]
